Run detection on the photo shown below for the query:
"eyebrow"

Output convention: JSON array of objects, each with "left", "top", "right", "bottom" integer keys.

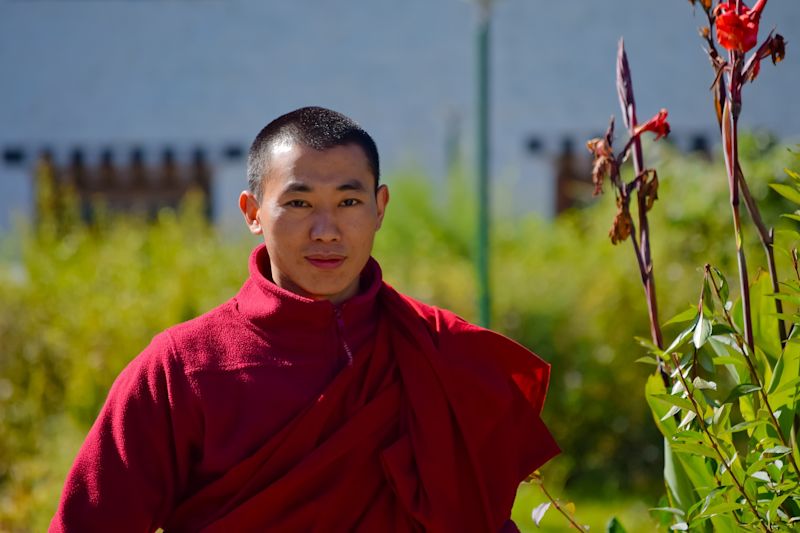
[{"left": 281, "top": 179, "right": 367, "bottom": 194}]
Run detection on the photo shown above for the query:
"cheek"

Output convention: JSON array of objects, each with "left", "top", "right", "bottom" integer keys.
[{"left": 262, "top": 209, "right": 300, "bottom": 238}]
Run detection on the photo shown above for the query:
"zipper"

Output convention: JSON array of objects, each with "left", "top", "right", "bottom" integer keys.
[{"left": 333, "top": 307, "right": 354, "bottom": 366}]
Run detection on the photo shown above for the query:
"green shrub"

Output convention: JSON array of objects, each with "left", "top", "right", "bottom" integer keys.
[{"left": 0, "top": 137, "right": 794, "bottom": 528}]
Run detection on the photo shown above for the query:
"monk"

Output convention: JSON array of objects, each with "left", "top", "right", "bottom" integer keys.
[{"left": 51, "top": 106, "right": 559, "bottom": 532}]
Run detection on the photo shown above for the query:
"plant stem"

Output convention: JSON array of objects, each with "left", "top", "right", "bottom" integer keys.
[
  {"left": 721, "top": 54, "right": 755, "bottom": 347},
  {"left": 700, "top": 6, "right": 786, "bottom": 347},
  {"left": 669, "top": 352, "right": 770, "bottom": 531},
  {"left": 537, "top": 481, "right": 587, "bottom": 531},
  {"left": 737, "top": 167, "right": 787, "bottom": 345},
  {"left": 609, "top": 159, "right": 670, "bottom": 389}
]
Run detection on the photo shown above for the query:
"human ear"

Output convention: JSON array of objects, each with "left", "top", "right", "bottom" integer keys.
[
  {"left": 239, "top": 191, "right": 263, "bottom": 235},
  {"left": 375, "top": 184, "right": 389, "bottom": 230}
]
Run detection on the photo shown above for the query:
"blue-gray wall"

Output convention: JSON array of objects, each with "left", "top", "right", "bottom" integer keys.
[{"left": 2, "top": 0, "right": 799, "bottom": 229}]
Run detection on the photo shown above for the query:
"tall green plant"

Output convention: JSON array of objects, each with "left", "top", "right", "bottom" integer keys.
[{"left": 589, "top": 0, "right": 798, "bottom": 530}]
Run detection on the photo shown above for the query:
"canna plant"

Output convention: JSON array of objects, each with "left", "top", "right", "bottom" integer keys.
[{"left": 589, "top": 0, "right": 799, "bottom": 530}]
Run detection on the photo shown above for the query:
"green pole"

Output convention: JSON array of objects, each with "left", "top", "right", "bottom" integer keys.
[{"left": 476, "top": 2, "right": 491, "bottom": 328}]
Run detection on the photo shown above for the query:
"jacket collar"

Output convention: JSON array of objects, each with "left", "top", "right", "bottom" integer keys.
[{"left": 235, "top": 244, "right": 382, "bottom": 335}]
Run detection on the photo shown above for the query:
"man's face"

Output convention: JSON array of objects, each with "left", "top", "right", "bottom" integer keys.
[{"left": 240, "top": 141, "right": 388, "bottom": 304}]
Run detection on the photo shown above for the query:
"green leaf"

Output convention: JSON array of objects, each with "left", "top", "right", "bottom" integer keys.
[
  {"left": 719, "top": 419, "right": 768, "bottom": 434},
  {"left": 635, "top": 336, "right": 661, "bottom": 354},
  {"left": 703, "top": 278, "right": 715, "bottom": 314},
  {"left": 768, "top": 339, "right": 800, "bottom": 410},
  {"left": 635, "top": 355, "right": 660, "bottom": 366},
  {"left": 773, "top": 375, "right": 800, "bottom": 395},
  {"left": 770, "top": 292, "right": 800, "bottom": 305},
  {"left": 661, "top": 439, "right": 695, "bottom": 513},
  {"left": 712, "top": 356, "right": 748, "bottom": 369},
  {"left": 767, "top": 494, "right": 790, "bottom": 524},
  {"left": 697, "top": 485, "right": 728, "bottom": 516},
  {"left": 710, "top": 323, "right": 736, "bottom": 336},
  {"left": 721, "top": 384, "right": 761, "bottom": 405},
  {"left": 770, "top": 183, "right": 800, "bottom": 205},
  {"left": 750, "top": 470, "right": 771, "bottom": 482},
  {"left": 670, "top": 441, "right": 719, "bottom": 460},
  {"left": 697, "top": 349, "right": 715, "bottom": 373},
  {"left": 670, "top": 522, "right": 688, "bottom": 531},
  {"left": 605, "top": 517, "right": 627, "bottom": 533},
  {"left": 711, "top": 267, "right": 730, "bottom": 305},
  {"left": 664, "top": 307, "right": 698, "bottom": 327},
  {"left": 750, "top": 271, "right": 782, "bottom": 361},
  {"left": 780, "top": 213, "right": 800, "bottom": 223},
  {"left": 672, "top": 430, "right": 706, "bottom": 442},
  {"left": 697, "top": 502, "right": 745, "bottom": 518},
  {"left": 665, "top": 323, "right": 696, "bottom": 355},
  {"left": 652, "top": 394, "right": 694, "bottom": 412}
]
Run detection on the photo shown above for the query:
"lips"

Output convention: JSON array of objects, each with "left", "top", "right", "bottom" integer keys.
[{"left": 305, "top": 255, "right": 346, "bottom": 270}]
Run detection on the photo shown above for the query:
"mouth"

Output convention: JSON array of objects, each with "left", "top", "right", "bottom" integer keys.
[{"left": 305, "top": 255, "right": 346, "bottom": 270}]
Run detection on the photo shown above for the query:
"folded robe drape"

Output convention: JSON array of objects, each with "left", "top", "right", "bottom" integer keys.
[{"left": 165, "top": 284, "right": 559, "bottom": 532}]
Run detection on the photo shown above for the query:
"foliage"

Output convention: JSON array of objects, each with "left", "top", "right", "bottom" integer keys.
[
  {"left": 583, "top": 1, "right": 800, "bottom": 530},
  {"left": 639, "top": 151, "right": 800, "bottom": 531},
  {"left": 0, "top": 140, "right": 795, "bottom": 529}
]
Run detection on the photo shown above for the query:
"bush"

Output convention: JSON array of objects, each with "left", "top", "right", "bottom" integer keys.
[{"left": 0, "top": 137, "right": 795, "bottom": 528}]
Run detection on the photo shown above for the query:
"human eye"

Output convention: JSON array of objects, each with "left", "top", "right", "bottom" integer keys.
[
  {"left": 340, "top": 198, "right": 362, "bottom": 207},
  {"left": 284, "top": 199, "right": 310, "bottom": 208}
]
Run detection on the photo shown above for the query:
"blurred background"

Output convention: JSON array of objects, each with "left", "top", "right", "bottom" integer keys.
[{"left": 1, "top": 0, "right": 800, "bottom": 531}]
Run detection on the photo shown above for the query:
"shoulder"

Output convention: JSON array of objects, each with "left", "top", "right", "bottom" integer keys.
[
  {"left": 383, "top": 284, "right": 551, "bottom": 410},
  {"left": 386, "top": 286, "right": 520, "bottom": 352},
  {"left": 142, "top": 298, "right": 257, "bottom": 375},
  {"left": 384, "top": 287, "right": 471, "bottom": 337}
]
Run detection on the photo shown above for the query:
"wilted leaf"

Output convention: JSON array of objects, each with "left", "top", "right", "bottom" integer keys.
[
  {"left": 661, "top": 405, "right": 682, "bottom": 421},
  {"left": 531, "top": 502, "right": 551, "bottom": 527},
  {"left": 678, "top": 411, "right": 697, "bottom": 430},
  {"left": 692, "top": 377, "right": 717, "bottom": 391},
  {"left": 650, "top": 507, "right": 685, "bottom": 518},
  {"left": 762, "top": 446, "right": 792, "bottom": 455}
]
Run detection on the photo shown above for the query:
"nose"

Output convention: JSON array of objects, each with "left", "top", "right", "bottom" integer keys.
[{"left": 309, "top": 210, "right": 341, "bottom": 242}]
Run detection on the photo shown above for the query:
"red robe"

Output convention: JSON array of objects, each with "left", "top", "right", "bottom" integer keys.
[{"left": 51, "top": 245, "right": 558, "bottom": 532}]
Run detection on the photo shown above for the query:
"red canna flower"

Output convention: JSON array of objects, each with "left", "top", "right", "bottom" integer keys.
[
  {"left": 634, "top": 109, "right": 670, "bottom": 141},
  {"left": 714, "top": 0, "right": 767, "bottom": 53}
]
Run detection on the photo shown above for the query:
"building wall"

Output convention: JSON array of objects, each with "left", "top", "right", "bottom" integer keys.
[{"left": 2, "top": 0, "right": 799, "bottom": 230}]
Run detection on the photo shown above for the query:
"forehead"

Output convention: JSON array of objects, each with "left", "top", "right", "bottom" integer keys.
[{"left": 263, "top": 141, "right": 373, "bottom": 189}]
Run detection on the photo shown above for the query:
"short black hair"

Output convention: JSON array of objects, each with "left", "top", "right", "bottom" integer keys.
[{"left": 247, "top": 106, "right": 380, "bottom": 200}]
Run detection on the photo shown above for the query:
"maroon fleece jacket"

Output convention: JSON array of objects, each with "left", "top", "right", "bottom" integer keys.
[{"left": 51, "top": 245, "right": 382, "bottom": 531}]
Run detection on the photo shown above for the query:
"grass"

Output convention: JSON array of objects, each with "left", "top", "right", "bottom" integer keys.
[{"left": 512, "top": 482, "right": 660, "bottom": 532}]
